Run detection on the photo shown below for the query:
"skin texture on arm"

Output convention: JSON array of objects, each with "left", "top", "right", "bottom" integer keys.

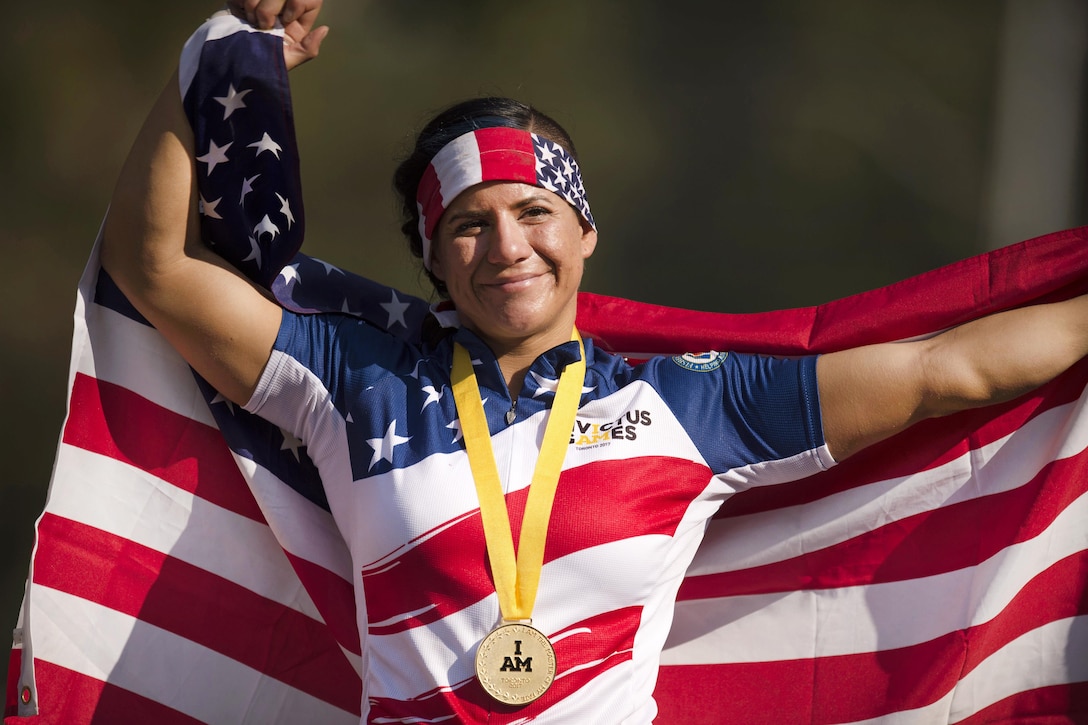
[
  {"left": 100, "top": 3, "right": 327, "bottom": 405},
  {"left": 818, "top": 293, "right": 1088, "bottom": 460}
]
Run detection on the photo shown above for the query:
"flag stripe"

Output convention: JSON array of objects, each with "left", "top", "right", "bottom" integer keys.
[
  {"left": 577, "top": 228, "right": 1088, "bottom": 359},
  {"left": 25, "top": 660, "right": 203, "bottom": 725},
  {"left": 37, "top": 446, "right": 323, "bottom": 621},
  {"left": 655, "top": 602, "right": 1088, "bottom": 724},
  {"left": 680, "top": 445, "right": 1088, "bottom": 600},
  {"left": 30, "top": 514, "right": 360, "bottom": 712},
  {"left": 954, "top": 681, "right": 1088, "bottom": 725},
  {"left": 25, "top": 586, "right": 358, "bottom": 723},
  {"left": 716, "top": 362, "right": 1088, "bottom": 520},
  {"left": 63, "top": 372, "right": 263, "bottom": 523},
  {"left": 664, "top": 490, "right": 1088, "bottom": 663},
  {"left": 683, "top": 385, "right": 1088, "bottom": 586}
]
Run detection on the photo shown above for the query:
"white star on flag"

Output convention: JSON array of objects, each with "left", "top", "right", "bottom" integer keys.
[
  {"left": 240, "top": 174, "right": 260, "bottom": 206},
  {"left": 248, "top": 132, "right": 282, "bottom": 158},
  {"left": 254, "top": 214, "right": 280, "bottom": 239},
  {"left": 420, "top": 386, "right": 443, "bottom": 412},
  {"left": 209, "top": 392, "right": 235, "bottom": 414},
  {"left": 199, "top": 194, "right": 223, "bottom": 219},
  {"left": 366, "top": 420, "right": 411, "bottom": 471},
  {"left": 538, "top": 142, "right": 557, "bottom": 163},
  {"left": 276, "top": 192, "right": 295, "bottom": 227},
  {"left": 243, "top": 235, "right": 262, "bottom": 268},
  {"left": 214, "top": 84, "right": 252, "bottom": 119},
  {"left": 279, "top": 264, "right": 301, "bottom": 285},
  {"left": 197, "top": 139, "right": 232, "bottom": 175},
  {"left": 381, "top": 290, "right": 411, "bottom": 329},
  {"left": 280, "top": 429, "right": 304, "bottom": 461}
]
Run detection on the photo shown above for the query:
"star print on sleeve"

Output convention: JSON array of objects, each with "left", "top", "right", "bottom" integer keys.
[
  {"left": 529, "top": 370, "right": 596, "bottom": 398},
  {"left": 446, "top": 418, "right": 463, "bottom": 444},
  {"left": 420, "top": 385, "right": 444, "bottom": 413}
]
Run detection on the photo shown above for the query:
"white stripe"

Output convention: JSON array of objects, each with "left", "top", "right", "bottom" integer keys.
[
  {"left": 29, "top": 586, "right": 356, "bottom": 724},
  {"left": 80, "top": 302, "right": 217, "bottom": 427},
  {"left": 239, "top": 454, "right": 354, "bottom": 584},
  {"left": 367, "top": 535, "right": 673, "bottom": 700},
  {"left": 429, "top": 132, "right": 484, "bottom": 211},
  {"left": 833, "top": 614, "right": 1088, "bottom": 725},
  {"left": 47, "top": 444, "right": 324, "bottom": 623},
  {"left": 662, "top": 488, "right": 1088, "bottom": 662},
  {"left": 950, "top": 614, "right": 1088, "bottom": 722},
  {"left": 689, "top": 391, "right": 1088, "bottom": 576}
]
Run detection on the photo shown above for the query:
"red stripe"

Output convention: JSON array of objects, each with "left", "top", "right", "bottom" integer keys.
[
  {"left": 679, "top": 445, "right": 1088, "bottom": 599},
  {"left": 5, "top": 659, "right": 202, "bottom": 725},
  {"left": 63, "top": 373, "right": 263, "bottom": 522},
  {"left": 364, "top": 457, "right": 710, "bottom": 635},
  {"left": 283, "top": 551, "right": 361, "bottom": 655},
  {"left": 955, "top": 681, "right": 1088, "bottom": 724},
  {"left": 31, "top": 513, "right": 360, "bottom": 714},
  {"left": 579, "top": 227, "right": 1088, "bottom": 358},
  {"left": 717, "top": 362, "right": 1088, "bottom": 520},
  {"left": 656, "top": 552, "right": 1088, "bottom": 723},
  {"left": 367, "top": 606, "right": 641, "bottom": 724},
  {"left": 474, "top": 127, "right": 537, "bottom": 184},
  {"left": 4, "top": 647, "right": 21, "bottom": 719}
]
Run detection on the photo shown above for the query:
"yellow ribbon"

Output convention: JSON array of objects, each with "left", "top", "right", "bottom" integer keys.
[{"left": 451, "top": 330, "right": 585, "bottom": 621}]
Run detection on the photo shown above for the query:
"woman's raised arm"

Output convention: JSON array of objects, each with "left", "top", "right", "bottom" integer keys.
[{"left": 817, "top": 293, "right": 1088, "bottom": 460}]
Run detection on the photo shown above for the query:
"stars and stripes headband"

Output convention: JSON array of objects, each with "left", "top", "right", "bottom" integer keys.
[{"left": 415, "top": 126, "right": 596, "bottom": 271}]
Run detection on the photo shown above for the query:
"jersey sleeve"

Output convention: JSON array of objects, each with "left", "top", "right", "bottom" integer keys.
[
  {"left": 645, "top": 351, "right": 835, "bottom": 487},
  {"left": 244, "top": 309, "right": 416, "bottom": 441}
]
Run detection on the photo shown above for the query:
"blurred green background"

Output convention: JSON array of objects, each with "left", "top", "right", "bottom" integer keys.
[{"left": 3, "top": 0, "right": 1086, "bottom": 689}]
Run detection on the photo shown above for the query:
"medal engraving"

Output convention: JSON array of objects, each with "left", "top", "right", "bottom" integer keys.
[{"left": 475, "top": 623, "right": 556, "bottom": 705}]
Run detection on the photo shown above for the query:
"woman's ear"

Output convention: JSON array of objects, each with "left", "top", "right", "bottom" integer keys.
[{"left": 580, "top": 222, "right": 598, "bottom": 259}]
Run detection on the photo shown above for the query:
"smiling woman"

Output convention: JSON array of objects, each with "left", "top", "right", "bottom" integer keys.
[{"left": 52, "top": 0, "right": 1088, "bottom": 722}]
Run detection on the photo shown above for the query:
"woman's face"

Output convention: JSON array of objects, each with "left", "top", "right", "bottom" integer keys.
[{"left": 431, "top": 181, "right": 597, "bottom": 355}]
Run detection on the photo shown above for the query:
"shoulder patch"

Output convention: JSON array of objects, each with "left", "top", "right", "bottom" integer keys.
[{"left": 671, "top": 350, "right": 728, "bottom": 372}]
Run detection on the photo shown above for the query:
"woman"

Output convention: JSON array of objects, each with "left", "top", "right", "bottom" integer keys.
[{"left": 100, "top": 0, "right": 1088, "bottom": 721}]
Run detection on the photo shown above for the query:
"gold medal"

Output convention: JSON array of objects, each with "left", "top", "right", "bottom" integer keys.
[
  {"left": 475, "top": 622, "right": 556, "bottom": 705},
  {"left": 452, "top": 331, "right": 585, "bottom": 707}
]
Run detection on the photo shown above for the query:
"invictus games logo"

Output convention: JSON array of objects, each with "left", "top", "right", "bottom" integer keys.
[
  {"left": 671, "top": 350, "right": 728, "bottom": 372},
  {"left": 570, "top": 410, "right": 653, "bottom": 448}
]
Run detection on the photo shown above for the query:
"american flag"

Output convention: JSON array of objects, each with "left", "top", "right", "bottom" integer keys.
[{"left": 6, "top": 12, "right": 1088, "bottom": 724}]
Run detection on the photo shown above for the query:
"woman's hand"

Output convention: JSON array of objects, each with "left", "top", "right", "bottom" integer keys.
[{"left": 226, "top": 0, "right": 328, "bottom": 70}]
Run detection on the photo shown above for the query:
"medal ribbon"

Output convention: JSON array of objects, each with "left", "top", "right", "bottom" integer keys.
[{"left": 452, "top": 330, "right": 585, "bottom": 621}]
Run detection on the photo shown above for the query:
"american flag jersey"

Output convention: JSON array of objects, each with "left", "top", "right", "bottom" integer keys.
[
  {"left": 7, "top": 10, "right": 1088, "bottom": 725},
  {"left": 246, "top": 311, "right": 832, "bottom": 722}
]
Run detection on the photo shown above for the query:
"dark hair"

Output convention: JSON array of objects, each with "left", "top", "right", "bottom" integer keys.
[{"left": 393, "top": 97, "right": 580, "bottom": 297}]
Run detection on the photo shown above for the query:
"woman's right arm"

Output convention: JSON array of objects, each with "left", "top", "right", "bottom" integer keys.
[{"left": 100, "top": 3, "right": 326, "bottom": 405}]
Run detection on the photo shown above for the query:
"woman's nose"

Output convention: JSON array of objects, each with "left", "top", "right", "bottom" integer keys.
[{"left": 486, "top": 214, "right": 532, "bottom": 265}]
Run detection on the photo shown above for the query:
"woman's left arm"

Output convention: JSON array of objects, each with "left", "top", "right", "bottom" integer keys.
[{"left": 817, "top": 293, "right": 1088, "bottom": 461}]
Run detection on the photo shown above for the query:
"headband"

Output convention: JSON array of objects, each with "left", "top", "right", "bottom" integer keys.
[{"left": 415, "top": 126, "right": 596, "bottom": 271}]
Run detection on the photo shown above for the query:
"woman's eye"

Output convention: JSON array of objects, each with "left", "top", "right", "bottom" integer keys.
[{"left": 455, "top": 220, "right": 485, "bottom": 234}]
